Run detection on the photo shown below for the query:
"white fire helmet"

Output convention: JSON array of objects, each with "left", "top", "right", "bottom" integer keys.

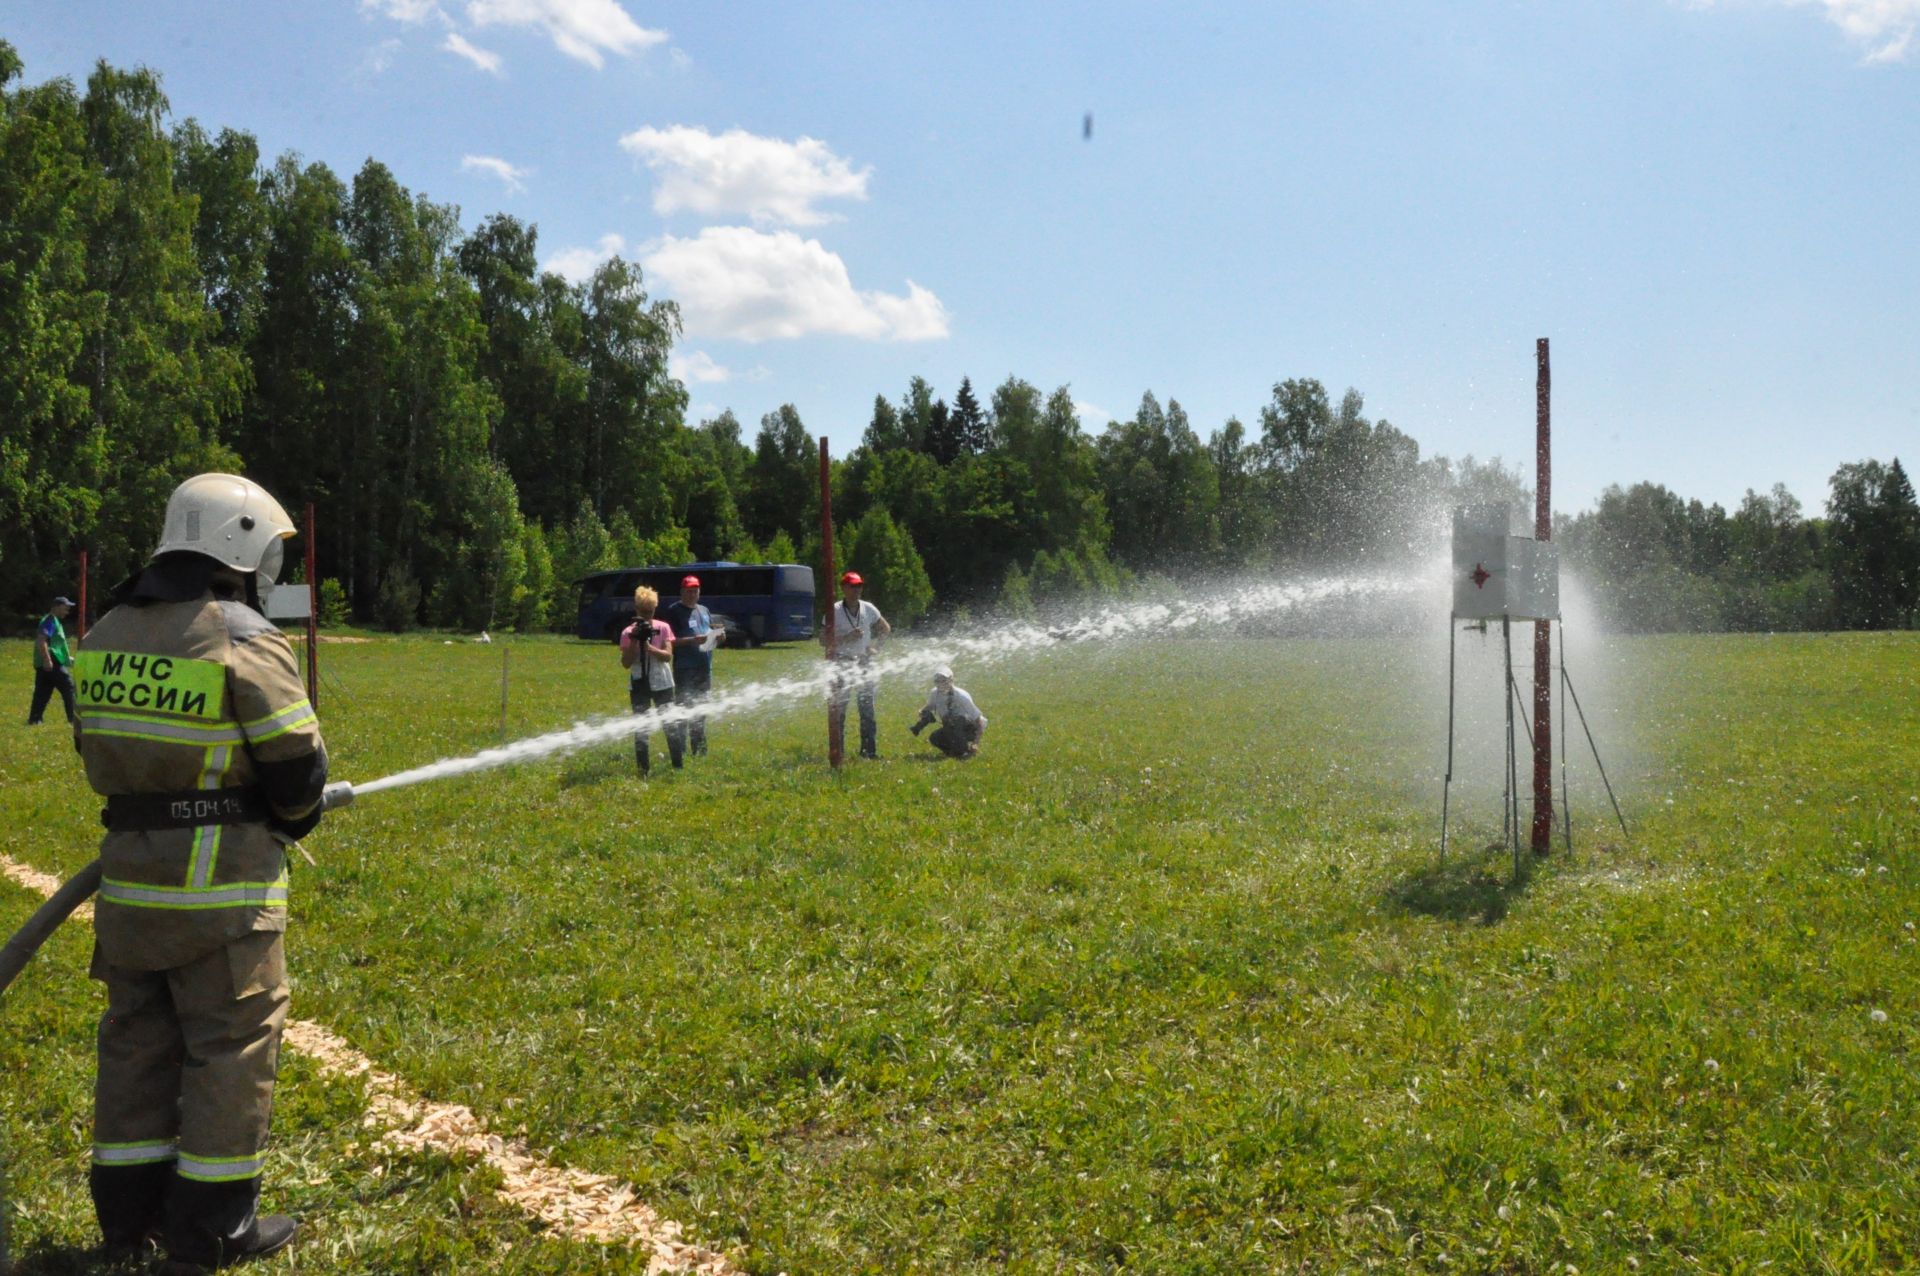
[{"left": 152, "top": 473, "right": 297, "bottom": 588}]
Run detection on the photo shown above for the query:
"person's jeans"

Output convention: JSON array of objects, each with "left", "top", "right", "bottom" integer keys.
[
  {"left": 668, "top": 662, "right": 710, "bottom": 763},
  {"left": 629, "top": 681, "right": 672, "bottom": 774},
  {"left": 28, "top": 664, "right": 76, "bottom": 724},
  {"left": 829, "top": 661, "right": 879, "bottom": 758}
]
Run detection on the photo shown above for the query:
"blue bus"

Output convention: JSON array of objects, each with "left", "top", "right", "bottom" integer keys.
[{"left": 575, "top": 562, "right": 816, "bottom": 646}]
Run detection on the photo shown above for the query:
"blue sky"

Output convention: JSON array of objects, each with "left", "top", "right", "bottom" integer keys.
[{"left": 9, "top": 0, "right": 1918, "bottom": 516}]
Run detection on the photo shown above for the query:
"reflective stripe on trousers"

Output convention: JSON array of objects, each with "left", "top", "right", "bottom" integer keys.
[
  {"left": 98, "top": 877, "right": 290, "bottom": 910},
  {"left": 175, "top": 1151, "right": 267, "bottom": 1183},
  {"left": 93, "top": 1140, "right": 179, "bottom": 1166}
]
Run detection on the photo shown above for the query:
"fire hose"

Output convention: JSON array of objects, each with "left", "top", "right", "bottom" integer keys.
[{"left": 0, "top": 782, "right": 356, "bottom": 998}]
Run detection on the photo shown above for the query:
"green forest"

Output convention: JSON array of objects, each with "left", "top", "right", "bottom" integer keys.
[{"left": 4, "top": 46, "right": 1916, "bottom": 636}]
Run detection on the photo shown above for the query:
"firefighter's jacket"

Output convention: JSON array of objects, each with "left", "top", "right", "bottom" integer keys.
[{"left": 74, "top": 596, "right": 327, "bottom": 972}]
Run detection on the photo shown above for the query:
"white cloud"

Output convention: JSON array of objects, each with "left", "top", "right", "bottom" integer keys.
[
  {"left": 1691, "top": 0, "right": 1920, "bottom": 62},
  {"left": 1815, "top": 0, "right": 1920, "bottom": 59},
  {"left": 642, "top": 227, "right": 948, "bottom": 343},
  {"left": 671, "top": 350, "right": 732, "bottom": 384},
  {"left": 361, "top": 38, "right": 404, "bottom": 75},
  {"left": 444, "top": 32, "right": 504, "bottom": 73},
  {"left": 542, "top": 233, "right": 628, "bottom": 283},
  {"left": 462, "top": 154, "right": 529, "bottom": 192},
  {"left": 1073, "top": 400, "right": 1114, "bottom": 425},
  {"left": 619, "top": 126, "right": 871, "bottom": 227},
  {"left": 362, "top": 0, "right": 447, "bottom": 23},
  {"left": 464, "top": 0, "right": 666, "bottom": 68},
  {"left": 1862, "top": 23, "right": 1915, "bottom": 59}
]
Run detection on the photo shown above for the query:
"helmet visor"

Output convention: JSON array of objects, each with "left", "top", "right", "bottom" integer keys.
[{"left": 258, "top": 534, "right": 287, "bottom": 585}]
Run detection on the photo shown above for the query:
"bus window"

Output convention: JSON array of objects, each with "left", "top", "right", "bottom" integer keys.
[{"left": 577, "top": 563, "right": 814, "bottom": 642}]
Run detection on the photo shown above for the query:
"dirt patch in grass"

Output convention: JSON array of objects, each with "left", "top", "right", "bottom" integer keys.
[{"left": 3, "top": 853, "right": 80, "bottom": 906}]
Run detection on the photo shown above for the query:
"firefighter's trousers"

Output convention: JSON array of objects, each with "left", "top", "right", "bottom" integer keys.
[{"left": 89, "top": 930, "right": 289, "bottom": 1250}]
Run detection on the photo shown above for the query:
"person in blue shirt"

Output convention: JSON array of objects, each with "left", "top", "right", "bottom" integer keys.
[
  {"left": 27, "top": 595, "right": 78, "bottom": 726},
  {"left": 659, "top": 575, "right": 716, "bottom": 767}
]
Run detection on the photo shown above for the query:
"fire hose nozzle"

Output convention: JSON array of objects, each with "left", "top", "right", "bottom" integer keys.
[{"left": 321, "top": 781, "right": 356, "bottom": 812}]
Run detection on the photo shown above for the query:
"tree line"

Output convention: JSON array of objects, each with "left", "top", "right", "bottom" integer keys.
[{"left": 4, "top": 47, "right": 1915, "bottom": 636}]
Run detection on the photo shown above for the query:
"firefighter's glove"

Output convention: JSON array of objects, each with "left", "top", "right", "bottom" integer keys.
[
  {"left": 270, "top": 806, "right": 323, "bottom": 842},
  {"left": 258, "top": 748, "right": 329, "bottom": 844}
]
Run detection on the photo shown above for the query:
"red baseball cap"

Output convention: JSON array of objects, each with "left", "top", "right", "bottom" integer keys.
[
  {"left": 681, "top": 575, "right": 700, "bottom": 588},
  {"left": 841, "top": 571, "right": 864, "bottom": 586}
]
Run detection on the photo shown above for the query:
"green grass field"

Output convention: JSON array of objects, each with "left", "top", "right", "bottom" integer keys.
[{"left": 3, "top": 628, "right": 1916, "bottom": 1273}]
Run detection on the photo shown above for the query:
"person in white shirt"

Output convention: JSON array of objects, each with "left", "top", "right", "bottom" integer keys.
[
  {"left": 911, "top": 665, "right": 987, "bottom": 759},
  {"left": 821, "top": 570, "right": 891, "bottom": 759}
]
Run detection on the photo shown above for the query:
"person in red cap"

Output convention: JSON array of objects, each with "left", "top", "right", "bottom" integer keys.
[
  {"left": 821, "top": 570, "right": 891, "bottom": 759},
  {"left": 660, "top": 574, "right": 716, "bottom": 766}
]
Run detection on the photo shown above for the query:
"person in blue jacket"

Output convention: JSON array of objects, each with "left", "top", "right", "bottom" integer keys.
[{"left": 659, "top": 574, "right": 716, "bottom": 766}]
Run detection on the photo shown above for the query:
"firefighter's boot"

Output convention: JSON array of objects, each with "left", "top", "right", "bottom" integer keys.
[
  {"left": 162, "top": 1176, "right": 298, "bottom": 1271},
  {"left": 90, "top": 1160, "right": 171, "bottom": 1261}
]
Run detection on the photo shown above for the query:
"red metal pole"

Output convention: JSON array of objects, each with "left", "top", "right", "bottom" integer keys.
[
  {"left": 1531, "top": 339, "right": 1553, "bottom": 854},
  {"left": 304, "top": 502, "right": 320, "bottom": 711},
  {"left": 76, "top": 549, "right": 89, "bottom": 641},
  {"left": 819, "top": 437, "right": 843, "bottom": 768}
]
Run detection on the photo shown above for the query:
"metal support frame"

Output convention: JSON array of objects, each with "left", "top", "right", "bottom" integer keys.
[
  {"left": 76, "top": 549, "right": 90, "bottom": 641},
  {"left": 1560, "top": 635, "right": 1629, "bottom": 841},
  {"left": 499, "top": 645, "right": 511, "bottom": 741},
  {"left": 304, "top": 502, "right": 320, "bottom": 710},
  {"left": 1443, "top": 614, "right": 1589, "bottom": 882},
  {"left": 1559, "top": 623, "right": 1573, "bottom": 852},
  {"left": 1441, "top": 620, "right": 1457, "bottom": 860},
  {"left": 1503, "top": 617, "right": 1523, "bottom": 879}
]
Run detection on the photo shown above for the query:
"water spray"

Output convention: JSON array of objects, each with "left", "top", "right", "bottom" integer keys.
[
  {"left": 6, "top": 572, "right": 1422, "bottom": 998},
  {"left": 344, "top": 573, "right": 1423, "bottom": 800},
  {"left": 0, "top": 780, "right": 363, "bottom": 998}
]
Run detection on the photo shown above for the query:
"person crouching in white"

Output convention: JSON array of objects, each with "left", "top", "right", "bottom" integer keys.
[{"left": 910, "top": 666, "right": 986, "bottom": 759}]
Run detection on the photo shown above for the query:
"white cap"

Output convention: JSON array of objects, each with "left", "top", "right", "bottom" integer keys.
[{"left": 933, "top": 665, "right": 953, "bottom": 682}]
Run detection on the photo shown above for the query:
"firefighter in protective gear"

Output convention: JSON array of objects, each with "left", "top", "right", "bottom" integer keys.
[{"left": 74, "top": 473, "right": 326, "bottom": 1271}]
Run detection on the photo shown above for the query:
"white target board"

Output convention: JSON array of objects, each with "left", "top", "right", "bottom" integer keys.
[
  {"left": 262, "top": 582, "right": 313, "bottom": 622},
  {"left": 1452, "top": 505, "right": 1559, "bottom": 621}
]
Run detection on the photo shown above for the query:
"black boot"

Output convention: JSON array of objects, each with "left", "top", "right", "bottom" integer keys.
[
  {"left": 90, "top": 1161, "right": 172, "bottom": 1260},
  {"left": 163, "top": 1175, "right": 298, "bottom": 1271}
]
